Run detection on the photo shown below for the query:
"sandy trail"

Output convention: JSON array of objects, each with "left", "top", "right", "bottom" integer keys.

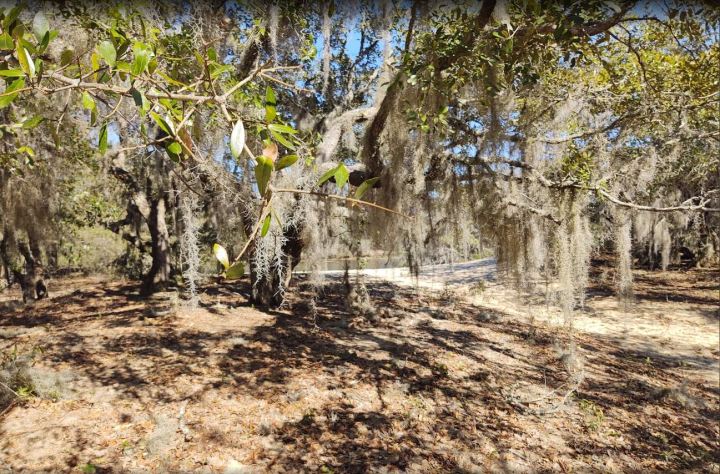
[{"left": 321, "top": 258, "right": 720, "bottom": 384}]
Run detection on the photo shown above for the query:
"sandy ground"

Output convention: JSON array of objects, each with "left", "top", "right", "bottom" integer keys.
[
  {"left": 347, "top": 259, "right": 719, "bottom": 385},
  {"left": 0, "top": 261, "right": 718, "bottom": 473}
]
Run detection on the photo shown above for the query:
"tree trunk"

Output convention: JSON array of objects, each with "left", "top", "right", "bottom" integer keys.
[
  {"left": 0, "top": 233, "right": 13, "bottom": 288},
  {"left": 47, "top": 241, "right": 59, "bottom": 272},
  {"left": 249, "top": 224, "right": 304, "bottom": 307},
  {"left": 141, "top": 197, "right": 171, "bottom": 295},
  {"left": 16, "top": 239, "right": 47, "bottom": 303},
  {"left": 29, "top": 238, "right": 47, "bottom": 299},
  {"left": 0, "top": 227, "right": 47, "bottom": 301},
  {"left": 250, "top": 263, "right": 284, "bottom": 307}
]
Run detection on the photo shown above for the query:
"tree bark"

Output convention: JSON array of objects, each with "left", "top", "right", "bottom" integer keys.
[
  {"left": 29, "top": 238, "right": 47, "bottom": 299},
  {"left": 245, "top": 221, "right": 304, "bottom": 308},
  {"left": 110, "top": 154, "right": 175, "bottom": 296},
  {"left": 141, "top": 197, "right": 172, "bottom": 295},
  {"left": 0, "top": 236, "right": 48, "bottom": 303},
  {"left": 16, "top": 240, "right": 47, "bottom": 303},
  {"left": 0, "top": 228, "right": 14, "bottom": 288},
  {"left": 0, "top": 226, "right": 47, "bottom": 302}
]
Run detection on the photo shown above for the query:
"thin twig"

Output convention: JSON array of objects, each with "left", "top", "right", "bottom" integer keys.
[
  {"left": 596, "top": 188, "right": 720, "bottom": 213},
  {"left": 271, "top": 187, "right": 412, "bottom": 218},
  {"left": 260, "top": 72, "right": 313, "bottom": 94},
  {"left": 0, "top": 380, "right": 20, "bottom": 398}
]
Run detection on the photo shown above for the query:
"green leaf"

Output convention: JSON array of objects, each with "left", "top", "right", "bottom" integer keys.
[
  {"left": 32, "top": 11, "right": 49, "bottom": 42},
  {"left": 19, "top": 38, "right": 36, "bottom": 55},
  {"left": 274, "top": 154, "right": 298, "bottom": 171},
  {"left": 318, "top": 165, "right": 338, "bottom": 186},
  {"left": 59, "top": 48, "right": 74, "bottom": 66},
  {"left": 230, "top": 119, "right": 245, "bottom": 159},
  {"left": 0, "top": 78, "right": 25, "bottom": 108},
  {"left": 157, "top": 72, "right": 187, "bottom": 87},
  {"left": 21, "top": 115, "right": 44, "bottom": 129},
  {"left": 115, "top": 61, "right": 131, "bottom": 73},
  {"left": 81, "top": 463, "right": 97, "bottom": 474},
  {"left": 354, "top": 177, "right": 380, "bottom": 200},
  {"left": 97, "top": 40, "right": 116, "bottom": 67},
  {"left": 131, "top": 87, "right": 142, "bottom": 106},
  {"left": 255, "top": 155, "right": 273, "bottom": 196},
  {"left": 17, "top": 145, "right": 35, "bottom": 157},
  {"left": 260, "top": 213, "right": 272, "bottom": 237},
  {"left": 167, "top": 141, "right": 182, "bottom": 155},
  {"left": 98, "top": 123, "right": 108, "bottom": 154},
  {"left": 16, "top": 44, "right": 35, "bottom": 78},
  {"left": 131, "top": 88, "right": 150, "bottom": 116},
  {"left": 0, "top": 33, "right": 13, "bottom": 50},
  {"left": 334, "top": 163, "right": 349, "bottom": 189},
  {"left": 265, "top": 85, "right": 276, "bottom": 105},
  {"left": 90, "top": 52, "right": 100, "bottom": 80},
  {"left": 36, "top": 30, "right": 51, "bottom": 54},
  {"left": 224, "top": 262, "right": 245, "bottom": 280},
  {"left": 269, "top": 130, "right": 295, "bottom": 150},
  {"left": 81, "top": 92, "right": 96, "bottom": 111},
  {"left": 264, "top": 103, "right": 276, "bottom": 123},
  {"left": 0, "top": 69, "right": 24, "bottom": 77},
  {"left": 268, "top": 123, "right": 297, "bottom": 134},
  {"left": 210, "top": 64, "right": 233, "bottom": 78},
  {"left": 2, "top": 6, "right": 22, "bottom": 33},
  {"left": 149, "top": 111, "right": 173, "bottom": 136},
  {"left": 213, "top": 243, "right": 230, "bottom": 270},
  {"left": 131, "top": 42, "right": 152, "bottom": 76},
  {"left": 34, "top": 58, "right": 43, "bottom": 81},
  {"left": 265, "top": 86, "right": 277, "bottom": 122},
  {"left": 193, "top": 51, "right": 205, "bottom": 68}
]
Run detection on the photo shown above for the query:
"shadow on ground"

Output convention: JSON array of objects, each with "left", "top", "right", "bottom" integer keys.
[{"left": 0, "top": 274, "right": 718, "bottom": 472}]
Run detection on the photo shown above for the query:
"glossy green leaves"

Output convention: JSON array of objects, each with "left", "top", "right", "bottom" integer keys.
[
  {"left": 16, "top": 43, "right": 34, "bottom": 78},
  {"left": 213, "top": 243, "right": 244, "bottom": 280},
  {"left": 265, "top": 86, "right": 276, "bottom": 123},
  {"left": 131, "top": 42, "right": 153, "bottom": 76},
  {"left": 224, "top": 262, "right": 245, "bottom": 280},
  {"left": 0, "top": 34, "right": 13, "bottom": 50},
  {"left": 354, "top": 177, "right": 380, "bottom": 200},
  {"left": 260, "top": 214, "right": 272, "bottom": 237},
  {"left": 0, "top": 69, "right": 23, "bottom": 77},
  {"left": 335, "top": 163, "right": 349, "bottom": 189},
  {"left": 0, "top": 78, "right": 25, "bottom": 108},
  {"left": 82, "top": 92, "right": 96, "bottom": 111},
  {"left": 97, "top": 40, "right": 117, "bottom": 67},
  {"left": 318, "top": 163, "right": 349, "bottom": 190},
  {"left": 255, "top": 155, "right": 274, "bottom": 196},
  {"left": 150, "top": 112, "right": 174, "bottom": 136},
  {"left": 274, "top": 154, "right": 298, "bottom": 171},
  {"left": 98, "top": 123, "right": 108, "bottom": 154},
  {"left": 167, "top": 142, "right": 182, "bottom": 155}
]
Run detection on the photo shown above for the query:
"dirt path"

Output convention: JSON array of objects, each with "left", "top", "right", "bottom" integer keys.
[
  {"left": 343, "top": 259, "right": 719, "bottom": 385},
  {"left": 0, "top": 266, "right": 718, "bottom": 473}
]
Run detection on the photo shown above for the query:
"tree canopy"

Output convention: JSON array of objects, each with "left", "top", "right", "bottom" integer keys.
[{"left": 1, "top": 0, "right": 718, "bottom": 311}]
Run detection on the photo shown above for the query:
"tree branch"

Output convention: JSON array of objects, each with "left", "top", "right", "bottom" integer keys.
[
  {"left": 595, "top": 188, "right": 720, "bottom": 213},
  {"left": 271, "top": 187, "right": 410, "bottom": 218}
]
